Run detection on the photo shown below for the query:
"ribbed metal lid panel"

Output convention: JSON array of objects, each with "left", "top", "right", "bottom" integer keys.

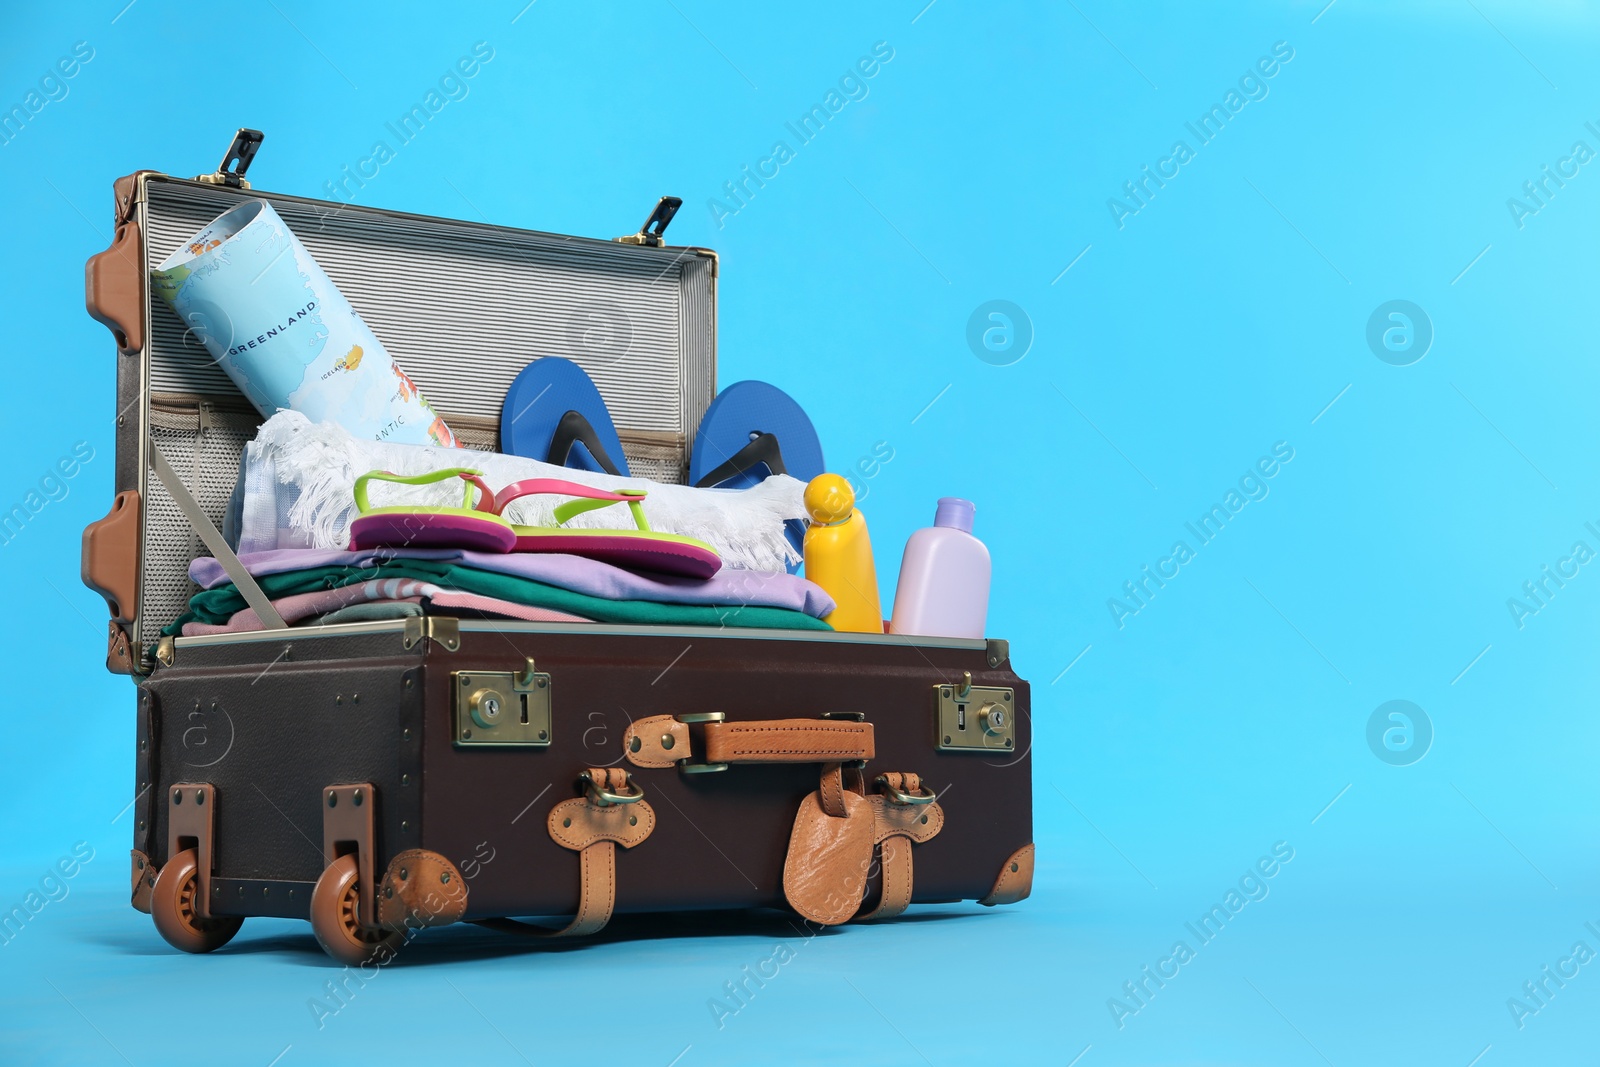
[{"left": 141, "top": 179, "right": 713, "bottom": 436}]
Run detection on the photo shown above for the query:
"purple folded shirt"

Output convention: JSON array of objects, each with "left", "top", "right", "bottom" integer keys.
[{"left": 190, "top": 548, "right": 836, "bottom": 619}]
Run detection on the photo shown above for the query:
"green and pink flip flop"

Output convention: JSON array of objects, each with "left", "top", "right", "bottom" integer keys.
[{"left": 347, "top": 467, "right": 722, "bottom": 579}]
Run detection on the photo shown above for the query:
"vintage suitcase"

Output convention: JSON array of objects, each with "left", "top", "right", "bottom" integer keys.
[{"left": 82, "top": 131, "right": 1033, "bottom": 962}]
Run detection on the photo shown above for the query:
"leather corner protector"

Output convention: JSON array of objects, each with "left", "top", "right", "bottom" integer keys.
[
  {"left": 113, "top": 171, "right": 156, "bottom": 224},
  {"left": 131, "top": 849, "right": 154, "bottom": 913},
  {"left": 83, "top": 491, "right": 140, "bottom": 624},
  {"left": 783, "top": 790, "right": 874, "bottom": 926},
  {"left": 979, "top": 843, "right": 1034, "bottom": 907},
  {"left": 378, "top": 849, "right": 468, "bottom": 929},
  {"left": 106, "top": 621, "right": 135, "bottom": 675},
  {"left": 85, "top": 221, "right": 144, "bottom": 354},
  {"left": 624, "top": 715, "right": 688, "bottom": 769},
  {"left": 868, "top": 795, "right": 944, "bottom": 845},
  {"left": 548, "top": 797, "right": 655, "bottom": 851}
]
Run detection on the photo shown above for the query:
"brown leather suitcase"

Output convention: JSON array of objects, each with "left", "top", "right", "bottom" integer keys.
[{"left": 84, "top": 132, "right": 1033, "bottom": 962}]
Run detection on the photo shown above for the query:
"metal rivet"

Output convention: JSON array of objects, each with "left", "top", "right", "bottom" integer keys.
[
  {"left": 139, "top": 740, "right": 147, "bottom": 752},
  {"left": 403, "top": 728, "right": 412, "bottom": 741},
  {"left": 563, "top": 817, "right": 571, "bottom": 828},
  {"left": 263, "top": 887, "right": 270, "bottom": 897},
  {"left": 1005, "top": 738, "right": 1013, "bottom": 748},
  {"left": 538, "top": 730, "right": 547, "bottom": 740},
  {"left": 401, "top": 820, "right": 410, "bottom": 831},
  {"left": 289, "top": 889, "right": 295, "bottom": 898},
  {"left": 461, "top": 676, "right": 472, "bottom": 687},
  {"left": 353, "top": 693, "right": 360, "bottom": 704},
  {"left": 920, "top": 815, "right": 928, "bottom": 824},
  {"left": 661, "top": 734, "right": 675, "bottom": 750},
  {"left": 1003, "top": 693, "right": 1012, "bottom": 702},
  {"left": 1010, "top": 862, "right": 1019, "bottom": 873},
  {"left": 353, "top": 789, "right": 363, "bottom": 806},
  {"left": 336, "top": 695, "right": 342, "bottom": 705},
  {"left": 629, "top": 736, "right": 642, "bottom": 753},
  {"left": 174, "top": 791, "right": 183, "bottom": 805},
  {"left": 463, "top": 729, "right": 472, "bottom": 739},
  {"left": 137, "top": 858, "right": 145, "bottom": 870},
  {"left": 405, "top": 677, "right": 413, "bottom": 689},
  {"left": 537, "top": 679, "right": 546, "bottom": 688},
  {"left": 943, "top": 736, "right": 952, "bottom": 745},
  {"left": 147, "top": 874, "right": 155, "bottom": 887},
  {"left": 942, "top": 687, "right": 952, "bottom": 697},
  {"left": 138, "top": 820, "right": 146, "bottom": 831},
  {"left": 385, "top": 886, "right": 393, "bottom": 898},
  {"left": 629, "top": 815, "right": 637, "bottom": 826},
  {"left": 399, "top": 867, "right": 408, "bottom": 880},
  {"left": 440, "top": 872, "right": 451, "bottom": 884},
  {"left": 401, "top": 774, "right": 410, "bottom": 786},
  {"left": 195, "top": 790, "right": 205, "bottom": 805},
  {"left": 328, "top": 793, "right": 338, "bottom": 807},
  {"left": 237, "top": 885, "right": 244, "bottom": 896}
]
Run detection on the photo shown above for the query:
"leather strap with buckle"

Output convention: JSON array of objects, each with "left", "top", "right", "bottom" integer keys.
[
  {"left": 475, "top": 769, "right": 653, "bottom": 940},
  {"left": 856, "top": 772, "right": 944, "bottom": 921}
]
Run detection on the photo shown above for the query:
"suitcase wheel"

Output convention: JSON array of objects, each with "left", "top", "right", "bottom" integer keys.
[
  {"left": 150, "top": 848, "right": 244, "bottom": 954},
  {"left": 310, "top": 854, "right": 401, "bottom": 965}
]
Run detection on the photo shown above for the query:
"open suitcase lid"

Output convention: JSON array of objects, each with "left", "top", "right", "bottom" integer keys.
[{"left": 84, "top": 130, "right": 722, "bottom": 673}]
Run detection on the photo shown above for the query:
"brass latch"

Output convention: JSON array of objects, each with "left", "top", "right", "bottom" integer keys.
[
  {"left": 934, "top": 674, "right": 1015, "bottom": 753},
  {"left": 452, "top": 659, "right": 551, "bottom": 748},
  {"left": 615, "top": 196, "right": 682, "bottom": 247},
  {"left": 195, "top": 128, "right": 264, "bottom": 189}
]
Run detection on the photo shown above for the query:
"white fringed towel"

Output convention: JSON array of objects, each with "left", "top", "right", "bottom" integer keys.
[{"left": 237, "top": 411, "right": 806, "bottom": 571}]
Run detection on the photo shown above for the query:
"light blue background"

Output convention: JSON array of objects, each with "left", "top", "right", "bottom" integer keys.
[{"left": 3, "top": 1, "right": 1597, "bottom": 1063}]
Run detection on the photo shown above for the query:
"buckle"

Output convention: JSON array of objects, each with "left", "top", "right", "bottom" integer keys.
[
  {"left": 675, "top": 712, "right": 729, "bottom": 774},
  {"left": 581, "top": 772, "right": 644, "bottom": 806},
  {"left": 876, "top": 775, "right": 936, "bottom": 806}
]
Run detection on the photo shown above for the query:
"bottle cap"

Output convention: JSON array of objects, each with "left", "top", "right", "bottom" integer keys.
[
  {"left": 934, "top": 497, "right": 975, "bottom": 533},
  {"left": 805, "top": 474, "right": 856, "bottom": 525}
]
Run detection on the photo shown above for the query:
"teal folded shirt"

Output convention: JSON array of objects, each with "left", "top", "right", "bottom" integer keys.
[{"left": 165, "top": 560, "right": 832, "bottom": 635}]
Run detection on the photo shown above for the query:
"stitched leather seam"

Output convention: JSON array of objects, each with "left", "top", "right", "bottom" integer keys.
[
  {"left": 722, "top": 725, "right": 868, "bottom": 736},
  {"left": 725, "top": 746, "right": 867, "bottom": 756}
]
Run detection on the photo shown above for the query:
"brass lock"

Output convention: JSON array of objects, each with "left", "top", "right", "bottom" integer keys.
[
  {"left": 453, "top": 659, "right": 551, "bottom": 747},
  {"left": 978, "top": 701, "right": 1008, "bottom": 735},
  {"left": 934, "top": 678, "right": 1015, "bottom": 753},
  {"left": 469, "top": 689, "right": 504, "bottom": 729}
]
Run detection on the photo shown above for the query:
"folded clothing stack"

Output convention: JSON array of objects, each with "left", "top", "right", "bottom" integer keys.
[{"left": 165, "top": 547, "right": 836, "bottom": 637}]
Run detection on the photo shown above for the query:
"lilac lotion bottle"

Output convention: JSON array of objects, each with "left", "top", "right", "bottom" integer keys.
[{"left": 889, "top": 497, "right": 990, "bottom": 639}]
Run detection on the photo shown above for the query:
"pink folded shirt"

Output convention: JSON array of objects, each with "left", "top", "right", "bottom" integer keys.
[{"left": 180, "top": 577, "right": 594, "bottom": 636}]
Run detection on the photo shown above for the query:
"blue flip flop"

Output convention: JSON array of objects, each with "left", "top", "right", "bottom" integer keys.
[
  {"left": 690, "top": 380, "right": 825, "bottom": 490},
  {"left": 500, "top": 357, "right": 630, "bottom": 477}
]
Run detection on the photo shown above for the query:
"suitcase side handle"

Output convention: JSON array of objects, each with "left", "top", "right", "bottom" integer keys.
[
  {"left": 85, "top": 211, "right": 144, "bottom": 355},
  {"left": 82, "top": 490, "right": 140, "bottom": 674}
]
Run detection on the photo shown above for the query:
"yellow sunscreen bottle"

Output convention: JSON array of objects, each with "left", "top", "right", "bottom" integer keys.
[{"left": 803, "top": 474, "right": 883, "bottom": 633}]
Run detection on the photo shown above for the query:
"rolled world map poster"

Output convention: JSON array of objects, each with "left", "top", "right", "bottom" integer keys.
[{"left": 151, "top": 199, "right": 456, "bottom": 447}]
